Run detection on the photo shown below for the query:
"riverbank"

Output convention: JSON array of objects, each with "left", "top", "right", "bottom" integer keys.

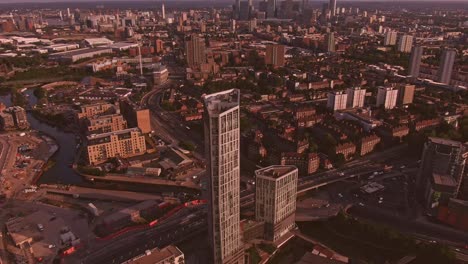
[{"left": 0, "top": 131, "right": 58, "bottom": 198}]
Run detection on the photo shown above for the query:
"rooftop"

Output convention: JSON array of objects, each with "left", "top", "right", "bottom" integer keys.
[
  {"left": 50, "top": 47, "right": 112, "bottom": 57},
  {"left": 122, "top": 245, "right": 184, "bottom": 264},
  {"left": 429, "top": 137, "right": 467, "bottom": 148},
  {"left": 87, "top": 127, "right": 141, "bottom": 141},
  {"left": 202, "top": 89, "right": 240, "bottom": 115},
  {"left": 255, "top": 165, "right": 297, "bottom": 179},
  {"left": 432, "top": 173, "right": 457, "bottom": 187}
]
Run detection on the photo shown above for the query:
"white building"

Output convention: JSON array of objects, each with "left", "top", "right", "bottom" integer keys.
[
  {"left": 327, "top": 91, "right": 348, "bottom": 111},
  {"left": 46, "top": 43, "right": 80, "bottom": 53},
  {"left": 203, "top": 89, "right": 244, "bottom": 264},
  {"left": 84, "top": 37, "right": 114, "bottom": 47},
  {"left": 384, "top": 31, "right": 397, "bottom": 46},
  {"left": 376, "top": 86, "right": 398, "bottom": 109},
  {"left": 398, "top": 35, "right": 413, "bottom": 53},
  {"left": 346, "top": 87, "right": 366, "bottom": 108},
  {"left": 255, "top": 165, "right": 298, "bottom": 242},
  {"left": 438, "top": 49, "right": 457, "bottom": 85},
  {"left": 122, "top": 245, "right": 185, "bottom": 264}
]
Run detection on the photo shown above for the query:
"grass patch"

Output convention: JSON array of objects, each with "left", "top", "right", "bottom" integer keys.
[
  {"left": 297, "top": 213, "right": 456, "bottom": 264},
  {"left": 248, "top": 246, "right": 261, "bottom": 264}
]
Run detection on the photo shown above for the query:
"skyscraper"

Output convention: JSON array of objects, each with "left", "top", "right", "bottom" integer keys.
[
  {"left": 398, "top": 35, "right": 413, "bottom": 53},
  {"left": 384, "top": 31, "right": 397, "bottom": 46},
  {"left": 162, "top": 3, "right": 166, "bottom": 19},
  {"left": 326, "top": 32, "right": 335, "bottom": 52},
  {"left": 437, "top": 49, "right": 457, "bottom": 85},
  {"left": 185, "top": 34, "right": 206, "bottom": 68},
  {"left": 265, "top": 44, "right": 285, "bottom": 67},
  {"left": 396, "top": 84, "right": 415, "bottom": 105},
  {"left": 327, "top": 91, "right": 348, "bottom": 111},
  {"left": 417, "top": 138, "right": 468, "bottom": 208},
  {"left": 408, "top": 46, "right": 423, "bottom": 78},
  {"left": 266, "top": 0, "right": 276, "bottom": 18},
  {"left": 376, "top": 86, "right": 398, "bottom": 110},
  {"left": 203, "top": 89, "right": 244, "bottom": 264},
  {"left": 234, "top": 0, "right": 241, "bottom": 19},
  {"left": 239, "top": 1, "right": 250, "bottom": 20},
  {"left": 255, "top": 165, "right": 298, "bottom": 242},
  {"left": 329, "top": 0, "right": 337, "bottom": 17},
  {"left": 346, "top": 87, "right": 366, "bottom": 108}
]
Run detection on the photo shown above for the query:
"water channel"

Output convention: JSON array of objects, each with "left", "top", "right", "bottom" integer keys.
[{"left": 0, "top": 90, "right": 82, "bottom": 184}]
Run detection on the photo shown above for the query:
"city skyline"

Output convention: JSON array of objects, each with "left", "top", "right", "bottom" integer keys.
[{"left": 0, "top": 0, "right": 467, "bottom": 263}]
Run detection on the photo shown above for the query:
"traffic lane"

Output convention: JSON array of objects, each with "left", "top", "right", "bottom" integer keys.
[{"left": 83, "top": 219, "right": 206, "bottom": 264}]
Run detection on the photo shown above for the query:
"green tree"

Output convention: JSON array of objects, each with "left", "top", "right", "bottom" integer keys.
[{"left": 34, "top": 87, "right": 47, "bottom": 99}]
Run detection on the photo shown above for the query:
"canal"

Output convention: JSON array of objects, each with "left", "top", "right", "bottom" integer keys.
[{"left": 0, "top": 90, "right": 82, "bottom": 184}]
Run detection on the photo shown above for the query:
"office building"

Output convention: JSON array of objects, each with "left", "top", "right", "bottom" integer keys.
[
  {"left": 161, "top": 3, "right": 166, "bottom": 19},
  {"left": 396, "top": 84, "right": 415, "bottom": 105},
  {"left": 239, "top": 1, "right": 251, "bottom": 20},
  {"left": 122, "top": 245, "right": 184, "bottom": 264},
  {"left": 384, "top": 31, "right": 397, "bottom": 46},
  {"left": 346, "top": 87, "right": 366, "bottom": 108},
  {"left": 203, "top": 89, "right": 244, "bottom": 264},
  {"left": 437, "top": 49, "right": 457, "bottom": 85},
  {"left": 329, "top": 0, "right": 337, "bottom": 17},
  {"left": 265, "top": 44, "right": 285, "bottom": 67},
  {"left": 376, "top": 86, "right": 398, "bottom": 110},
  {"left": 155, "top": 39, "right": 164, "bottom": 54},
  {"left": 326, "top": 32, "right": 335, "bottom": 52},
  {"left": 418, "top": 138, "right": 468, "bottom": 205},
  {"left": 408, "top": 46, "right": 423, "bottom": 78},
  {"left": 185, "top": 34, "right": 206, "bottom": 68},
  {"left": 255, "top": 165, "right": 298, "bottom": 242},
  {"left": 119, "top": 99, "right": 152, "bottom": 134},
  {"left": 248, "top": 18, "right": 257, "bottom": 32},
  {"left": 327, "top": 91, "right": 348, "bottom": 111},
  {"left": 234, "top": 0, "right": 241, "bottom": 19},
  {"left": 86, "top": 128, "right": 147, "bottom": 165},
  {"left": 153, "top": 65, "right": 169, "bottom": 85},
  {"left": 397, "top": 35, "right": 413, "bottom": 53},
  {"left": 86, "top": 114, "right": 127, "bottom": 134},
  {"left": 49, "top": 47, "right": 113, "bottom": 63},
  {"left": 266, "top": 0, "right": 277, "bottom": 18}
]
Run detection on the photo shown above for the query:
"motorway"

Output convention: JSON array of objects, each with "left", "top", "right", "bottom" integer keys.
[{"left": 78, "top": 207, "right": 206, "bottom": 264}]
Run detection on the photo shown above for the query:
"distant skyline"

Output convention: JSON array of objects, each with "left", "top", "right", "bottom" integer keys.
[{"left": 0, "top": 0, "right": 467, "bottom": 3}]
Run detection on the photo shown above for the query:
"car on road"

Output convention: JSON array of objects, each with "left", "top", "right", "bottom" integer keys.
[
  {"left": 359, "top": 202, "right": 365, "bottom": 206},
  {"left": 338, "top": 193, "right": 343, "bottom": 198}
]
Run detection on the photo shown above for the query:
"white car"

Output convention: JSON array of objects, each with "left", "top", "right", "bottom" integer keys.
[{"left": 359, "top": 202, "right": 365, "bottom": 206}]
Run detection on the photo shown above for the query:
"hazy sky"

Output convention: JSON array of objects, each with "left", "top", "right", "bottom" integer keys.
[
  {"left": 0, "top": 0, "right": 466, "bottom": 4},
  {"left": 0, "top": 0, "right": 466, "bottom": 2}
]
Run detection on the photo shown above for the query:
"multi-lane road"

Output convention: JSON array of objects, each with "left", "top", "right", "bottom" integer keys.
[{"left": 79, "top": 207, "right": 206, "bottom": 264}]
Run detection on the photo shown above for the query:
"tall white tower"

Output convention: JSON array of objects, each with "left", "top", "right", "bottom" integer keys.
[
  {"left": 162, "top": 3, "right": 166, "bottom": 19},
  {"left": 203, "top": 89, "right": 244, "bottom": 264}
]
